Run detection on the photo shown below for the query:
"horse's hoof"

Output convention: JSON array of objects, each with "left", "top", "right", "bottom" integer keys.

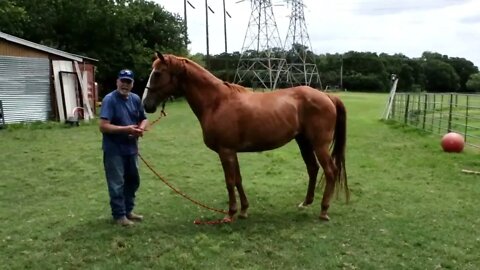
[
  {"left": 319, "top": 214, "right": 330, "bottom": 221},
  {"left": 222, "top": 216, "right": 234, "bottom": 223},
  {"left": 298, "top": 202, "right": 310, "bottom": 209},
  {"left": 238, "top": 212, "right": 248, "bottom": 219}
]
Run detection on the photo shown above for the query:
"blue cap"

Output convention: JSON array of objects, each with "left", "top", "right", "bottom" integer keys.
[{"left": 118, "top": 69, "right": 134, "bottom": 82}]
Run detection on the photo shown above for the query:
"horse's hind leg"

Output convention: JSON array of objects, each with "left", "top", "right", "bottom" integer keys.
[
  {"left": 295, "top": 134, "right": 319, "bottom": 208},
  {"left": 314, "top": 145, "right": 337, "bottom": 221}
]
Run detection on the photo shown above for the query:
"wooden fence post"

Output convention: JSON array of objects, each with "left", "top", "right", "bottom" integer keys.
[
  {"left": 391, "top": 94, "right": 396, "bottom": 119},
  {"left": 423, "top": 94, "right": 428, "bottom": 130},
  {"left": 448, "top": 93, "right": 454, "bottom": 132},
  {"left": 404, "top": 94, "right": 410, "bottom": 124},
  {"left": 439, "top": 95, "right": 444, "bottom": 133},
  {"left": 431, "top": 94, "right": 436, "bottom": 132},
  {"left": 465, "top": 95, "right": 469, "bottom": 142}
]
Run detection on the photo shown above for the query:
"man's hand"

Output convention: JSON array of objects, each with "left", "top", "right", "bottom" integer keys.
[
  {"left": 126, "top": 125, "right": 144, "bottom": 137},
  {"left": 99, "top": 120, "right": 147, "bottom": 137}
]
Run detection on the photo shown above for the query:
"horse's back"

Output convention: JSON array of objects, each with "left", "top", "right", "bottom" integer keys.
[
  {"left": 245, "top": 86, "right": 329, "bottom": 103},
  {"left": 245, "top": 85, "right": 337, "bottom": 132},
  {"left": 274, "top": 86, "right": 336, "bottom": 113},
  {"left": 234, "top": 86, "right": 336, "bottom": 120}
]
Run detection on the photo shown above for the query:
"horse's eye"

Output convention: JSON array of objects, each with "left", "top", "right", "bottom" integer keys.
[{"left": 153, "top": 71, "right": 162, "bottom": 78}]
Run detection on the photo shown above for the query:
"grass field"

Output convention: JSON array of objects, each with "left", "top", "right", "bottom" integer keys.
[{"left": 1, "top": 92, "right": 479, "bottom": 269}]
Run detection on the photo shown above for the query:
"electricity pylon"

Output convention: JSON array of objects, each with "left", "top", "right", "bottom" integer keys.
[
  {"left": 234, "top": 0, "right": 286, "bottom": 90},
  {"left": 280, "top": 0, "right": 322, "bottom": 88}
]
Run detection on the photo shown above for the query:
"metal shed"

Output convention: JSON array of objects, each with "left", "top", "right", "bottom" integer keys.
[{"left": 0, "top": 32, "right": 98, "bottom": 124}]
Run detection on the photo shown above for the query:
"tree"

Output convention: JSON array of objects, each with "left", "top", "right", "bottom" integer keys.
[
  {"left": 343, "top": 51, "right": 386, "bottom": 75},
  {"left": 421, "top": 52, "right": 478, "bottom": 92},
  {"left": 423, "top": 59, "right": 460, "bottom": 92},
  {"left": 380, "top": 53, "right": 409, "bottom": 78},
  {"left": 397, "top": 64, "right": 414, "bottom": 91},
  {"left": 445, "top": 57, "right": 479, "bottom": 92},
  {"left": 421, "top": 51, "right": 449, "bottom": 62},
  {"left": 341, "top": 51, "right": 389, "bottom": 91},
  {"left": 0, "top": 0, "right": 28, "bottom": 36},
  {"left": 406, "top": 59, "right": 426, "bottom": 90},
  {"left": 466, "top": 73, "right": 480, "bottom": 92}
]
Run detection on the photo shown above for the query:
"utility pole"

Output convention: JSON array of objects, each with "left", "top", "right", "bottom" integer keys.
[
  {"left": 184, "top": 1, "right": 196, "bottom": 48},
  {"left": 221, "top": 0, "right": 232, "bottom": 53},
  {"left": 340, "top": 55, "right": 343, "bottom": 90},
  {"left": 184, "top": 0, "right": 188, "bottom": 47},
  {"left": 223, "top": 0, "right": 228, "bottom": 53},
  {"left": 204, "top": 0, "right": 215, "bottom": 68},
  {"left": 205, "top": 0, "right": 210, "bottom": 68},
  {"left": 222, "top": 0, "right": 232, "bottom": 80}
]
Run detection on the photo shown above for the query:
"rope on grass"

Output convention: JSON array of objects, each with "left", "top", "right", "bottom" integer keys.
[{"left": 139, "top": 108, "right": 231, "bottom": 225}]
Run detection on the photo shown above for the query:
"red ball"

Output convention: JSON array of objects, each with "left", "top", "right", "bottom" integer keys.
[{"left": 441, "top": 132, "right": 464, "bottom": 153}]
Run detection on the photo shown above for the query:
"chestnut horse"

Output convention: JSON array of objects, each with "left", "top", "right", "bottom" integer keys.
[{"left": 142, "top": 53, "right": 349, "bottom": 221}]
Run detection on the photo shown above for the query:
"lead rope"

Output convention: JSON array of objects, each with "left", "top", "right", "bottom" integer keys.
[{"left": 138, "top": 103, "right": 232, "bottom": 225}]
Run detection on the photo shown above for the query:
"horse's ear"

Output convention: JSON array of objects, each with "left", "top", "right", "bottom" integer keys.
[{"left": 155, "top": 51, "right": 166, "bottom": 64}]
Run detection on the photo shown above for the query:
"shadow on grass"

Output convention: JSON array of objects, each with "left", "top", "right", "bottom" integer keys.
[{"left": 60, "top": 206, "right": 340, "bottom": 243}]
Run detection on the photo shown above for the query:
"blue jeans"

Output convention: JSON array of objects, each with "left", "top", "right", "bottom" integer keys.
[{"left": 103, "top": 153, "right": 140, "bottom": 219}]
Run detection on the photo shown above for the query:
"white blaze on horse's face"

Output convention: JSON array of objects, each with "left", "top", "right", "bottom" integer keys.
[
  {"left": 143, "top": 69, "right": 161, "bottom": 113},
  {"left": 142, "top": 69, "right": 154, "bottom": 103}
]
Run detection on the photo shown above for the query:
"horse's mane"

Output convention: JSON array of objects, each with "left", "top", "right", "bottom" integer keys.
[{"left": 167, "top": 54, "right": 252, "bottom": 94}]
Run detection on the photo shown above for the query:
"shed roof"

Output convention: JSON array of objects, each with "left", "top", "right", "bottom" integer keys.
[{"left": 0, "top": 31, "right": 98, "bottom": 62}]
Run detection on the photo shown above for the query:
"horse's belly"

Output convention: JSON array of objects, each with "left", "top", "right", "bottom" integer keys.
[
  {"left": 238, "top": 125, "right": 298, "bottom": 152},
  {"left": 238, "top": 139, "right": 292, "bottom": 152},
  {"left": 203, "top": 123, "right": 297, "bottom": 152}
]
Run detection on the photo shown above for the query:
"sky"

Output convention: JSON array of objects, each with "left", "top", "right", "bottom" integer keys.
[{"left": 154, "top": 0, "right": 480, "bottom": 67}]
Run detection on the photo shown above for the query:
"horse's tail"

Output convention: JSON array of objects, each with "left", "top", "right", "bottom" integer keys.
[{"left": 330, "top": 94, "right": 350, "bottom": 203}]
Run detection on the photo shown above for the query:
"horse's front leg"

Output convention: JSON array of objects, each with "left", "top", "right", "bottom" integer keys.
[{"left": 219, "top": 149, "right": 239, "bottom": 219}]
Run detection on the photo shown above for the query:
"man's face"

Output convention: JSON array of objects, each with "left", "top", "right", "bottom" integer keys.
[{"left": 116, "top": 78, "right": 134, "bottom": 96}]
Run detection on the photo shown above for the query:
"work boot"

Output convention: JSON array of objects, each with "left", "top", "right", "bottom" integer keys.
[
  {"left": 115, "top": 216, "right": 134, "bottom": 226},
  {"left": 127, "top": 212, "right": 144, "bottom": 222}
]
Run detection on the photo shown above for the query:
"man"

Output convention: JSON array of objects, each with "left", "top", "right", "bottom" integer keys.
[{"left": 99, "top": 69, "right": 148, "bottom": 226}]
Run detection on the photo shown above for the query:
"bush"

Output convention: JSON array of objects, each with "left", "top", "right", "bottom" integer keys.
[{"left": 466, "top": 73, "right": 480, "bottom": 92}]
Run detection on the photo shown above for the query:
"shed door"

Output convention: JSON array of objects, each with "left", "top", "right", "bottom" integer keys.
[{"left": 0, "top": 56, "right": 50, "bottom": 124}]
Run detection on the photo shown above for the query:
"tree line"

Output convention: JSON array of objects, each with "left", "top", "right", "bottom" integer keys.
[
  {"left": 206, "top": 50, "right": 480, "bottom": 93},
  {"left": 2, "top": 0, "right": 480, "bottom": 96}
]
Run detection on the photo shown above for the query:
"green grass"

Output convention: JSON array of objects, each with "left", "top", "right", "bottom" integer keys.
[{"left": 1, "top": 92, "right": 480, "bottom": 269}]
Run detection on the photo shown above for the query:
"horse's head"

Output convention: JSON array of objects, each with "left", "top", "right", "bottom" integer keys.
[{"left": 143, "top": 52, "right": 183, "bottom": 113}]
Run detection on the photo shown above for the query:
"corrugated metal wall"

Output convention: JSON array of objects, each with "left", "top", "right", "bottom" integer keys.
[{"left": 0, "top": 55, "right": 51, "bottom": 123}]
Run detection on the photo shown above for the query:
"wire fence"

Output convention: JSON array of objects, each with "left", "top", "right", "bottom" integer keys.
[{"left": 388, "top": 92, "right": 480, "bottom": 148}]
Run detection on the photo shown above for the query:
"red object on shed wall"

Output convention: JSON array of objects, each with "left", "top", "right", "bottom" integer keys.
[{"left": 78, "top": 63, "right": 96, "bottom": 114}]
